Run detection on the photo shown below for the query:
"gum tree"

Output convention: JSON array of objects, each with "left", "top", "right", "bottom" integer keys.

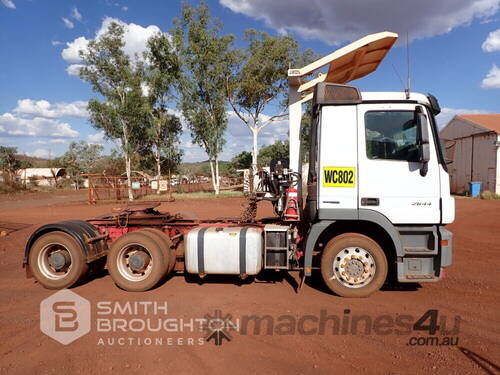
[
  {"left": 0, "top": 146, "right": 21, "bottom": 184},
  {"left": 226, "top": 30, "right": 299, "bottom": 171},
  {"left": 79, "top": 21, "right": 148, "bottom": 200},
  {"left": 56, "top": 141, "right": 104, "bottom": 189},
  {"left": 142, "top": 32, "right": 183, "bottom": 190},
  {"left": 173, "top": 2, "right": 234, "bottom": 195}
]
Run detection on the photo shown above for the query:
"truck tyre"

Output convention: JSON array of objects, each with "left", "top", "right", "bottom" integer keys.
[
  {"left": 139, "top": 228, "right": 176, "bottom": 275},
  {"left": 28, "top": 232, "right": 88, "bottom": 289},
  {"left": 107, "top": 231, "right": 167, "bottom": 292},
  {"left": 320, "top": 233, "right": 387, "bottom": 298}
]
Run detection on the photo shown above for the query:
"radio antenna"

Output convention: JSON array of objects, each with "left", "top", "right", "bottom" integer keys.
[
  {"left": 405, "top": 31, "right": 411, "bottom": 99},
  {"left": 392, "top": 63, "right": 406, "bottom": 91}
]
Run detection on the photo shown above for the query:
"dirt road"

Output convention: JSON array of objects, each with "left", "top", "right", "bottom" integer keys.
[{"left": 0, "top": 194, "right": 498, "bottom": 374}]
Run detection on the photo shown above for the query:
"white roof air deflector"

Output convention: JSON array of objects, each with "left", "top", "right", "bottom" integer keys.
[
  {"left": 287, "top": 32, "right": 398, "bottom": 174},
  {"left": 288, "top": 31, "right": 399, "bottom": 102}
]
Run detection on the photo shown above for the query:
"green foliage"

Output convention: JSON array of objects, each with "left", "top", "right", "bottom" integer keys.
[
  {"left": 173, "top": 2, "right": 233, "bottom": 161},
  {"left": 229, "top": 30, "right": 299, "bottom": 116},
  {"left": 173, "top": 2, "right": 235, "bottom": 193},
  {"left": 227, "top": 30, "right": 318, "bottom": 167},
  {"left": 79, "top": 20, "right": 151, "bottom": 199},
  {"left": 93, "top": 149, "right": 126, "bottom": 176},
  {"left": 142, "top": 32, "right": 183, "bottom": 178},
  {"left": 55, "top": 141, "right": 104, "bottom": 183},
  {"left": 231, "top": 151, "right": 252, "bottom": 170},
  {"left": 0, "top": 146, "right": 21, "bottom": 172},
  {"left": 178, "top": 160, "right": 231, "bottom": 177},
  {"left": 258, "top": 140, "right": 289, "bottom": 166},
  {"left": 300, "top": 101, "right": 313, "bottom": 162},
  {"left": 0, "top": 146, "right": 22, "bottom": 184}
]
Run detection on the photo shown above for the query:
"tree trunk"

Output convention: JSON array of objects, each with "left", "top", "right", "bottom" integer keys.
[
  {"left": 208, "top": 158, "right": 218, "bottom": 195},
  {"left": 214, "top": 156, "right": 220, "bottom": 195},
  {"left": 251, "top": 126, "right": 259, "bottom": 192},
  {"left": 155, "top": 144, "right": 161, "bottom": 195},
  {"left": 125, "top": 154, "right": 134, "bottom": 201},
  {"left": 121, "top": 120, "right": 134, "bottom": 201}
]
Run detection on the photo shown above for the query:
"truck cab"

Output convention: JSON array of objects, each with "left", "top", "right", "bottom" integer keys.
[
  {"left": 288, "top": 32, "right": 454, "bottom": 297},
  {"left": 300, "top": 85, "right": 454, "bottom": 296}
]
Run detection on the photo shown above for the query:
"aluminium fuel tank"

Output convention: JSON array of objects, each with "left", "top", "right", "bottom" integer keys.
[{"left": 185, "top": 226, "right": 263, "bottom": 275}]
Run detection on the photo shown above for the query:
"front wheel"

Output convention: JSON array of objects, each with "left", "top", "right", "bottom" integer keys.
[{"left": 320, "top": 233, "right": 387, "bottom": 297}]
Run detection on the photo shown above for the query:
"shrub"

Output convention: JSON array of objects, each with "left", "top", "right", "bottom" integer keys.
[{"left": 479, "top": 190, "right": 500, "bottom": 200}]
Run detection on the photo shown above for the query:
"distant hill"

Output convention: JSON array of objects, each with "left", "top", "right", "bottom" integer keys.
[
  {"left": 15, "top": 155, "right": 50, "bottom": 168},
  {"left": 179, "top": 160, "right": 231, "bottom": 176},
  {"left": 13, "top": 154, "right": 234, "bottom": 176}
]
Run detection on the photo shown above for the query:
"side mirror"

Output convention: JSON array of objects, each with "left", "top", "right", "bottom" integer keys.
[{"left": 415, "top": 106, "right": 430, "bottom": 176}]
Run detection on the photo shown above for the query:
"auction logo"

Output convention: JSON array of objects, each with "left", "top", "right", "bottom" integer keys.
[
  {"left": 40, "top": 289, "right": 91, "bottom": 345},
  {"left": 203, "top": 310, "right": 238, "bottom": 346}
]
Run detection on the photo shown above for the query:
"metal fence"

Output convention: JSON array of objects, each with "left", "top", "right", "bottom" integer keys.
[
  {"left": 86, "top": 175, "right": 156, "bottom": 203},
  {"left": 85, "top": 174, "right": 243, "bottom": 203}
]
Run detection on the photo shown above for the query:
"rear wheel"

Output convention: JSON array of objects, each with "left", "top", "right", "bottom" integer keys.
[
  {"left": 139, "top": 228, "right": 176, "bottom": 275},
  {"left": 107, "top": 231, "right": 167, "bottom": 292},
  {"left": 320, "top": 233, "right": 387, "bottom": 297},
  {"left": 28, "top": 232, "right": 88, "bottom": 289}
]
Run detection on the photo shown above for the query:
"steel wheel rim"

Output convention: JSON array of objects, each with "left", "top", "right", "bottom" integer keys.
[
  {"left": 116, "top": 243, "right": 153, "bottom": 282},
  {"left": 38, "top": 243, "right": 73, "bottom": 280},
  {"left": 331, "top": 246, "right": 376, "bottom": 288}
]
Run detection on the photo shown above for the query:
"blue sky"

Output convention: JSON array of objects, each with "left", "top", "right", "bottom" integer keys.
[{"left": 0, "top": 0, "right": 499, "bottom": 161}]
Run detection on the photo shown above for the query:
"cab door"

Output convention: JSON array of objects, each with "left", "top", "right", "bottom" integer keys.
[{"left": 357, "top": 103, "right": 441, "bottom": 224}]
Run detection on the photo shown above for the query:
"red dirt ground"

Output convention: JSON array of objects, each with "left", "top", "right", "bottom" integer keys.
[{"left": 0, "top": 192, "right": 498, "bottom": 374}]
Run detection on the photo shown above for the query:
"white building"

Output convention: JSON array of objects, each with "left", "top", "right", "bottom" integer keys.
[
  {"left": 440, "top": 114, "right": 500, "bottom": 194},
  {"left": 17, "top": 168, "right": 66, "bottom": 186}
]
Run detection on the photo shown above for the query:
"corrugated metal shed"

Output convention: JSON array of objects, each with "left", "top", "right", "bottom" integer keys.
[{"left": 440, "top": 115, "right": 500, "bottom": 194}]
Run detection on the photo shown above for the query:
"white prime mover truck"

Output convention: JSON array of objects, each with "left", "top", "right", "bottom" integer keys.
[{"left": 23, "top": 31, "right": 454, "bottom": 297}]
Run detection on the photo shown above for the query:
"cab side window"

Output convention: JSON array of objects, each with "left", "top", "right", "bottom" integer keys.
[{"left": 365, "top": 111, "right": 420, "bottom": 162}]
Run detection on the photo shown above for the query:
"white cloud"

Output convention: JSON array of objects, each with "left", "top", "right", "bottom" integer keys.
[
  {"left": 482, "top": 29, "right": 500, "bottom": 51},
  {"left": 220, "top": 0, "right": 500, "bottom": 45},
  {"left": 14, "top": 99, "right": 88, "bottom": 119},
  {"left": 0, "top": 113, "right": 79, "bottom": 138},
  {"left": 31, "top": 139, "right": 68, "bottom": 145},
  {"left": 62, "top": 36, "right": 89, "bottom": 63},
  {"left": 14, "top": 99, "right": 88, "bottom": 118},
  {"left": 87, "top": 131, "right": 106, "bottom": 144},
  {"left": 27, "top": 149, "right": 53, "bottom": 159},
  {"left": 71, "top": 7, "right": 82, "bottom": 21},
  {"left": 51, "top": 40, "right": 63, "bottom": 46},
  {"left": 66, "top": 64, "right": 85, "bottom": 77},
  {"left": 1, "top": 0, "right": 15, "bottom": 9},
  {"left": 62, "top": 17, "right": 74, "bottom": 29},
  {"left": 122, "top": 6, "right": 128, "bottom": 11},
  {"left": 481, "top": 64, "right": 500, "bottom": 88},
  {"left": 62, "top": 17, "right": 163, "bottom": 71},
  {"left": 437, "top": 107, "right": 490, "bottom": 128}
]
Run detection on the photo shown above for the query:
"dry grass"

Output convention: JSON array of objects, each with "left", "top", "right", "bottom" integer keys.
[{"left": 479, "top": 190, "right": 500, "bottom": 200}]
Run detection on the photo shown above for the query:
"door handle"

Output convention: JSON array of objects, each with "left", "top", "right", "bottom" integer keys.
[{"left": 361, "top": 198, "right": 379, "bottom": 206}]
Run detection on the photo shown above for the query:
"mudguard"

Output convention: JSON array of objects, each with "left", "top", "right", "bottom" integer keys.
[{"left": 23, "top": 220, "right": 107, "bottom": 266}]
